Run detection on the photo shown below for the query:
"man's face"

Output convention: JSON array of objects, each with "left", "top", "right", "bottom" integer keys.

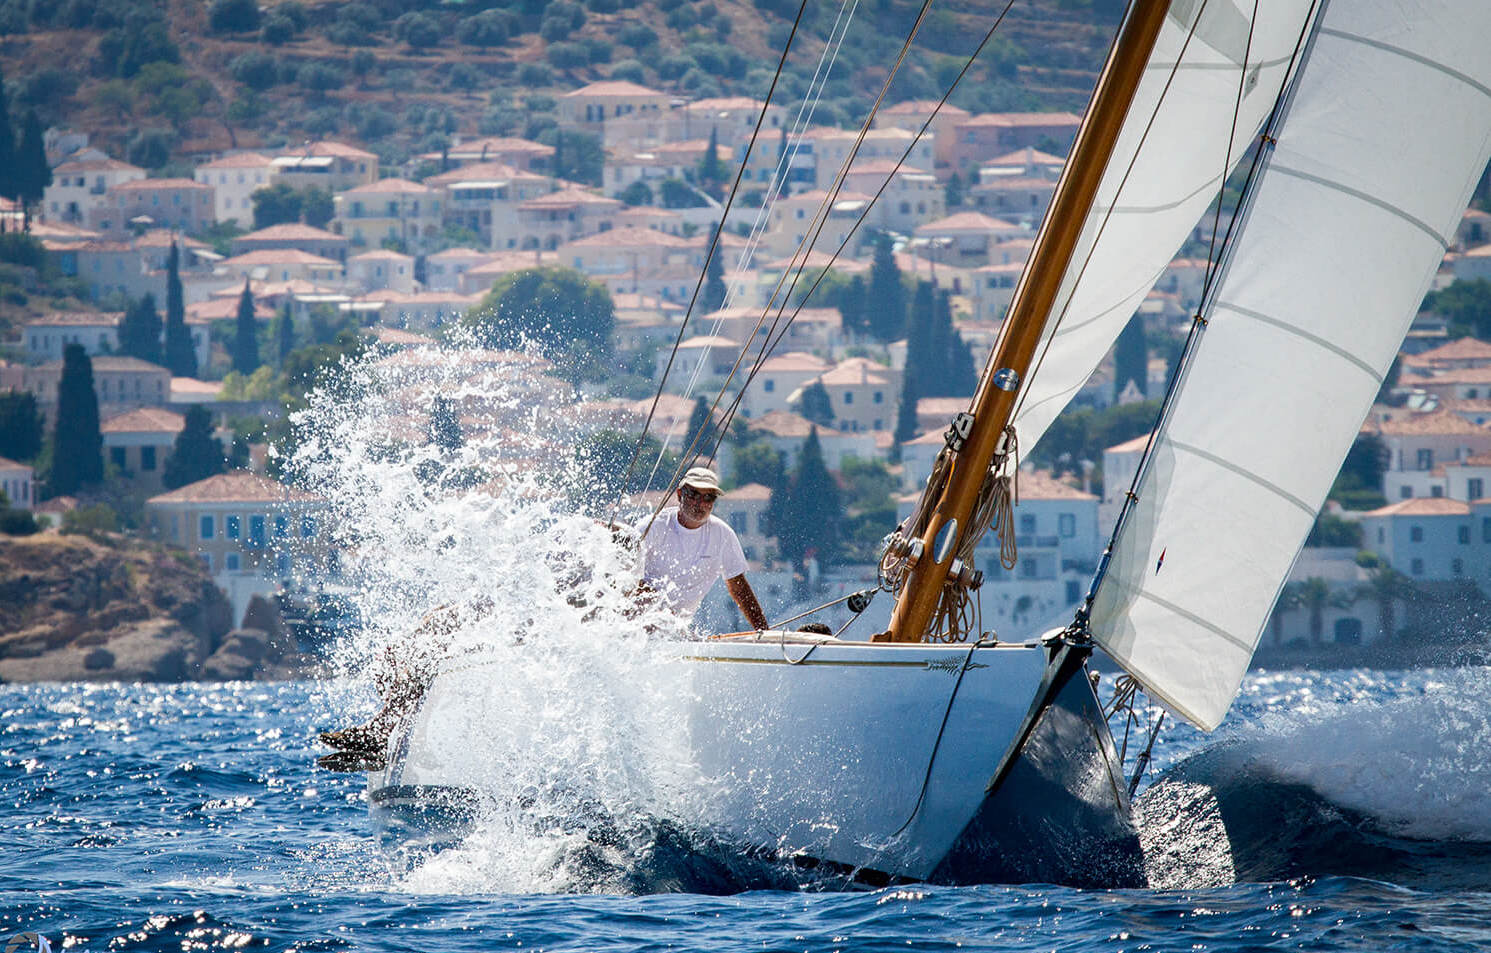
[{"left": 677, "top": 484, "right": 718, "bottom": 528}]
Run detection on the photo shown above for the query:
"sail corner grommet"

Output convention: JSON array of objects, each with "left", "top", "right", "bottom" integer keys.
[{"left": 992, "top": 368, "right": 1020, "bottom": 391}]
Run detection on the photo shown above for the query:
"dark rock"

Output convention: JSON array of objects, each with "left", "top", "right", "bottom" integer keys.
[{"left": 83, "top": 648, "right": 114, "bottom": 670}]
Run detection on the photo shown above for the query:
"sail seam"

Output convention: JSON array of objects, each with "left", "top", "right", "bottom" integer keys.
[
  {"left": 1318, "top": 27, "right": 1491, "bottom": 102},
  {"left": 1268, "top": 164, "right": 1449, "bottom": 247},
  {"left": 1103, "top": 170, "right": 1225, "bottom": 215},
  {"left": 1216, "top": 300, "right": 1384, "bottom": 383},
  {"left": 1146, "top": 51, "right": 1296, "bottom": 73},
  {"left": 1133, "top": 589, "right": 1255, "bottom": 652},
  {"left": 1165, "top": 437, "right": 1317, "bottom": 516}
]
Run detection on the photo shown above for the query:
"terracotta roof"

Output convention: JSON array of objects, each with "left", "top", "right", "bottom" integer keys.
[
  {"left": 1365, "top": 497, "right": 1472, "bottom": 516},
  {"left": 282, "top": 140, "right": 377, "bottom": 160},
  {"left": 564, "top": 80, "right": 665, "bottom": 98},
  {"left": 196, "top": 153, "right": 275, "bottom": 169},
  {"left": 0, "top": 456, "right": 26, "bottom": 469},
  {"left": 959, "top": 111, "right": 1082, "bottom": 127},
  {"left": 133, "top": 230, "right": 209, "bottom": 249},
  {"left": 53, "top": 157, "right": 142, "bottom": 174},
  {"left": 677, "top": 335, "right": 739, "bottom": 350},
  {"left": 915, "top": 212, "right": 1023, "bottom": 234},
  {"left": 565, "top": 226, "right": 691, "bottom": 249},
  {"left": 344, "top": 177, "right": 433, "bottom": 195},
  {"left": 426, "top": 137, "right": 553, "bottom": 160},
  {"left": 466, "top": 251, "right": 557, "bottom": 275},
  {"left": 427, "top": 247, "right": 487, "bottom": 260},
  {"left": 984, "top": 148, "right": 1065, "bottom": 166},
  {"left": 26, "top": 311, "right": 122, "bottom": 327},
  {"left": 111, "top": 178, "right": 210, "bottom": 192},
  {"left": 759, "top": 352, "right": 831, "bottom": 373},
  {"left": 349, "top": 249, "right": 413, "bottom": 261},
  {"left": 1106, "top": 434, "right": 1152, "bottom": 454},
  {"left": 364, "top": 327, "right": 435, "bottom": 346},
  {"left": 1403, "top": 337, "right": 1491, "bottom": 365},
  {"left": 237, "top": 223, "right": 346, "bottom": 242},
  {"left": 35, "top": 356, "right": 166, "bottom": 373},
  {"left": 818, "top": 357, "right": 895, "bottom": 386},
  {"left": 29, "top": 222, "right": 103, "bottom": 240},
  {"left": 101, "top": 407, "right": 185, "bottom": 434},
  {"left": 880, "top": 100, "right": 971, "bottom": 118},
  {"left": 172, "top": 377, "right": 223, "bottom": 398},
  {"left": 518, "top": 187, "right": 621, "bottom": 209},
  {"left": 1363, "top": 409, "right": 1491, "bottom": 436},
  {"left": 687, "top": 96, "right": 768, "bottom": 111},
  {"left": 846, "top": 159, "right": 930, "bottom": 176},
  {"left": 149, "top": 471, "right": 321, "bottom": 505},
  {"left": 726, "top": 482, "right": 772, "bottom": 501},
  {"left": 749, "top": 410, "right": 845, "bottom": 439},
  {"left": 782, "top": 188, "right": 876, "bottom": 205},
  {"left": 1018, "top": 469, "right": 1097, "bottom": 501},
  {"left": 186, "top": 297, "right": 276, "bottom": 321},
  {"left": 425, "top": 161, "right": 535, "bottom": 187},
  {"left": 219, "top": 249, "right": 341, "bottom": 267}
]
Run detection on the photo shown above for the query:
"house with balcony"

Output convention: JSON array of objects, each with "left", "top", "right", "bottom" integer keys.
[
  {"left": 427, "top": 161, "right": 554, "bottom": 251},
  {"left": 737, "top": 352, "right": 832, "bottom": 418},
  {"left": 799, "top": 357, "right": 903, "bottom": 434},
  {"left": 842, "top": 161, "right": 944, "bottom": 235},
  {"left": 807, "top": 127, "right": 937, "bottom": 192},
  {"left": 271, "top": 140, "right": 378, "bottom": 192},
  {"left": 875, "top": 100, "right": 971, "bottom": 178},
  {"left": 413, "top": 136, "right": 553, "bottom": 173},
  {"left": 514, "top": 187, "right": 623, "bottom": 250},
  {"left": 232, "top": 223, "right": 349, "bottom": 263},
  {"left": 561, "top": 226, "right": 696, "bottom": 287},
  {"left": 968, "top": 174, "right": 1058, "bottom": 227},
  {"left": 949, "top": 112, "right": 1082, "bottom": 174},
  {"left": 145, "top": 471, "right": 332, "bottom": 624},
  {"left": 1361, "top": 496, "right": 1491, "bottom": 592},
  {"left": 43, "top": 156, "right": 145, "bottom": 226},
  {"left": 194, "top": 152, "right": 278, "bottom": 226},
  {"left": 678, "top": 97, "right": 788, "bottom": 149},
  {"left": 347, "top": 249, "right": 416, "bottom": 294},
  {"left": 334, "top": 178, "right": 441, "bottom": 253},
  {"left": 741, "top": 411, "right": 879, "bottom": 471},
  {"left": 558, "top": 80, "right": 673, "bottom": 150},
  {"left": 762, "top": 188, "right": 873, "bottom": 261},
  {"left": 1363, "top": 409, "right": 1491, "bottom": 500},
  {"left": 457, "top": 250, "right": 558, "bottom": 295},
  {"left": 21, "top": 356, "right": 171, "bottom": 424},
  {"left": 216, "top": 249, "right": 345, "bottom": 286},
  {"left": 92, "top": 179, "right": 215, "bottom": 237},
  {"left": 912, "top": 212, "right": 1028, "bottom": 268}
]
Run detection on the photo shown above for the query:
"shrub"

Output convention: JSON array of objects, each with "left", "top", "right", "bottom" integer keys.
[
  {"left": 616, "top": 23, "right": 656, "bottom": 50},
  {"left": 458, "top": 10, "right": 511, "bottom": 48},
  {"left": 609, "top": 59, "right": 646, "bottom": 84},
  {"left": 62, "top": 503, "right": 119, "bottom": 538},
  {"left": 665, "top": 5, "right": 697, "bottom": 29},
  {"left": 231, "top": 53, "right": 281, "bottom": 91},
  {"left": 354, "top": 105, "right": 397, "bottom": 140},
  {"left": 208, "top": 0, "right": 260, "bottom": 34},
  {"left": 547, "top": 41, "right": 588, "bottom": 70},
  {"left": 126, "top": 128, "right": 175, "bottom": 169},
  {"left": 261, "top": 14, "right": 297, "bottom": 45},
  {"left": 518, "top": 63, "right": 554, "bottom": 86},
  {"left": 583, "top": 37, "right": 612, "bottom": 65},
  {"left": 394, "top": 11, "right": 441, "bottom": 49},
  {"left": 298, "top": 62, "right": 346, "bottom": 94},
  {"left": 447, "top": 62, "right": 481, "bottom": 91},
  {"left": 686, "top": 42, "right": 747, "bottom": 80},
  {"left": 587, "top": 0, "right": 620, "bottom": 11},
  {"left": 656, "top": 54, "right": 695, "bottom": 81},
  {"left": 0, "top": 507, "right": 38, "bottom": 536},
  {"left": 16, "top": 69, "right": 78, "bottom": 112}
]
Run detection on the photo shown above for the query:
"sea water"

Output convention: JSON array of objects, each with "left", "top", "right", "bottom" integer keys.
[{"left": 5, "top": 346, "right": 1491, "bottom": 950}]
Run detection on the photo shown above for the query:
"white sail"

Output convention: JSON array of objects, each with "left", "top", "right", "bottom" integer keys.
[
  {"left": 1011, "top": 0, "right": 1321, "bottom": 450},
  {"left": 1090, "top": 0, "right": 1491, "bottom": 730}
]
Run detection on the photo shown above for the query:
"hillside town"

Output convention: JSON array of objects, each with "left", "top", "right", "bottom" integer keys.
[{"left": 3, "top": 73, "right": 1491, "bottom": 670}]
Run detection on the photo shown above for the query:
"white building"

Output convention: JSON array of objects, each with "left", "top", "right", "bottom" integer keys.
[
  {"left": 0, "top": 456, "right": 34, "bottom": 510},
  {"left": 194, "top": 153, "right": 278, "bottom": 226},
  {"left": 24, "top": 312, "right": 122, "bottom": 362}
]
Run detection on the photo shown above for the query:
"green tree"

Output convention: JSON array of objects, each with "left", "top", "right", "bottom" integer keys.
[
  {"left": 429, "top": 394, "right": 463, "bottom": 451},
  {"left": 119, "top": 293, "right": 163, "bottom": 365},
  {"left": 838, "top": 274, "right": 868, "bottom": 338},
  {"left": 463, "top": 266, "right": 614, "bottom": 370},
  {"left": 1329, "top": 433, "right": 1389, "bottom": 509},
  {"left": 798, "top": 379, "right": 834, "bottom": 427},
  {"left": 301, "top": 187, "right": 334, "bottom": 229},
  {"left": 731, "top": 440, "right": 784, "bottom": 490},
  {"left": 273, "top": 302, "right": 296, "bottom": 366},
  {"left": 0, "top": 68, "right": 18, "bottom": 210},
  {"left": 0, "top": 390, "right": 43, "bottom": 461},
  {"left": 703, "top": 222, "right": 728, "bottom": 313},
  {"left": 619, "top": 180, "right": 652, "bottom": 206},
  {"left": 209, "top": 0, "right": 260, "bottom": 33},
  {"left": 48, "top": 344, "right": 103, "bottom": 496},
  {"left": 16, "top": 111, "right": 49, "bottom": 230},
  {"left": 868, "top": 232, "right": 906, "bottom": 342},
  {"left": 683, "top": 396, "right": 717, "bottom": 458},
  {"left": 768, "top": 427, "right": 842, "bottom": 566},
  {"left": 1358, "top": 567, "right": 1413, "bottom": 642},
  {"left": 163, "top": 242, "right": 197, "bottom": 377},
  {"left": 945, "top": 171, "right": 963, "bottom": 210},
  {"left": 893, "top": 372, "right": 921, "bottom": 450},
  {"left": 698, "top": 126, "right": 725, "bottom": 196},
  {"left": 1113, "top": 314, "right": 1148, "bottom": 401},
  {"left": 232, "top": 280, "right": 261, "bottom": 375},
  {"left": 162, "top": 404, "right": 226, "bottom": 490},
  {"left": 251, "top": 182, "right": 303, "bottom": 228},
  {"left": 1424, "top": 280, "right": 1491, "bottom": 338}
]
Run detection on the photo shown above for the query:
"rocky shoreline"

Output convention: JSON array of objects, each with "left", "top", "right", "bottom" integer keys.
[{"left": 0, "top": 535, "right": 322, "bottom": 683}]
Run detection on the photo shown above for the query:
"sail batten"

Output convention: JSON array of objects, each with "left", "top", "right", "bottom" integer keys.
[{"left": 1089, "top": 0, "right": 1491, "bottom": 731}]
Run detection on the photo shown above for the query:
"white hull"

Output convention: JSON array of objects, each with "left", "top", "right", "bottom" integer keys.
[{"left": 369, "top": 634, "right": 1142, "bottom": 886}]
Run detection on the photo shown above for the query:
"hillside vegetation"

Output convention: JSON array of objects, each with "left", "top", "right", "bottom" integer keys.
[{"left": 0, "top": 0, "right": 1123, "bottom": 171}]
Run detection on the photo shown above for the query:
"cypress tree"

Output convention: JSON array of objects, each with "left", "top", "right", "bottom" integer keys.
[
  {"left": 683, "top": 395, "right": 716, "bottom": 457},
  {"left": 798, "top": 379, "right": 834, "bottom": 427},
  {"left": 0, "top": 390, "right": 43, "bottom": 461},
  {"left": 49, "top": 344, "right": 103, "bottom": 496},
  {"left": 767, "top": 427, "right": 841, "bottom": 566},
  {"left": 703, "top": 222, "right": 727, "bottom": 313},
  {"left": 274, "top": 301, "right": 295, "bottom": 366},
  {"left": 162, "top": 404, "right": 226, "bottom": 490},
  {"left": 232, "top": 279, "right": 260, "bottom": 375},
  {"left": 163, "top": 241, "right": 198, "bottom": 378},
  {"left": 838, "top": 275, "right": 868, "bottom": 338},
  {"left": 428, "top": 395, "right": 463, "bottom": 451},
  {"left": 119, "top": 293, "right": 163, "bottom": 365},
  {"left": 893, "top": 372, "right": 921, "bottom": 452},
  {"left": 0, "top": 68, "right": 17, "bottom": 211},
  {"left": 16, "top": 111, "right": 50, "bottom": 232},
  {"left": 699, "top": 126, "right": 724, "bottom": 195},
  {"left": 1113, "top": 314, "right": 1148, "bottom": 401},
  {"left": 868, "top": 233, "right": 906, "bottom": 342}
]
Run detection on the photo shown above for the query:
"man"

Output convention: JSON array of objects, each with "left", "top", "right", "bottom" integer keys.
[{"left": 634, "top": 465, "right": 769, "bottom": 631}]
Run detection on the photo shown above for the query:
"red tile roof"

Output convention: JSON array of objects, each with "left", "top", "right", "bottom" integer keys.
[{"left": 148, "top": 471, "right": 321, "bottom": 504}]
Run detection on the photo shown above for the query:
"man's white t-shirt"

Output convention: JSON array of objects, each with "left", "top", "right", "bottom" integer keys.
[{"left": 634, "top": 507, "right": 749, "bottom": 616}]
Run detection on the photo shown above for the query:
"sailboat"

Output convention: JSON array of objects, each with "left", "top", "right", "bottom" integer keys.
[{"left": 365, "top": 0, "right": 1491, "bottom": 887}]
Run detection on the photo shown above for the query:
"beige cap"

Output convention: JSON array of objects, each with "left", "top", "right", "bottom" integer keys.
[{"left": 680, "top": 466, "right": 722, "bottom": 494}]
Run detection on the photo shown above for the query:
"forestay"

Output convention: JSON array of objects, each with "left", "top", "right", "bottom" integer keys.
[
  {"left": 1011, "top": 0, "right": 1320, "bottom": 450},
  {"left": 1090, "top": 0, "right": 1491, "bottom": 730}
]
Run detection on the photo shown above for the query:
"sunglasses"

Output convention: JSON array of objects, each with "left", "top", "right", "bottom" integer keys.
[{"left": 680, "top": 486, "right": 719, "bottom": 504}]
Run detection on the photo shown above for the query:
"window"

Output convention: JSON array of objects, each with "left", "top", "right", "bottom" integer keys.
[
  {"left": 200, "top": 515, "right": 214, "bottom": 540},
  {"left": 764, "top": 379, "right": 775, "bottom": 393},
  {"left": 1452, "top": 557, "right": 1464, "bottom": 575},
  {"left": 227, "top": 515, "right": 241, "bottom": 539},
  {"left": 140, "top": 446, "right": 156, "bottom": 471},
  {"left": 1469, "top": 478, "right": 1484, "bottom": 500},
  {"left": 110, "top": 447, "right": 127, "bottom": 469},
  {"left": 226, "top": 552, "right": 241, "bottom": 571},
  {"left": 1019, "top": 514, "right": 1036, "bottom": 535},
  {"left": 873, "top": 391, "right": 883, "bottom": 404},
  {"left": 1058, "top": 513, "right": 1076, "bottom": 538},
  {"left": 249, "top": 515, "right": 266, "bottom": 548},
  {"left": 275, "top": 515, "right": 289, "bottom": 539},
  {"left": 1484, "top": 517, "right": 1491, "bottom": 543},
  {"left": 1459, "top": 525, "right": 1470, "bottom": 544},
  {"left": 1411, "top": 558, "right": 1423, "bottom": 575},
  {"left": 1410, "top": 525, "right": 1424, "bottom": 542},
  {"left": 728, "top": 512, "right": 747, "bottom": 534},
  {"left": 1378, "top": 527, "right": 1385, "bottom": 543},
  {"left": 1400, "top": 486, "right": 1413, "bottom": 499},
  {"left": 1431, "top": 485, "right": 1444, "bottom": 498},
  {"left": 301, "top": 516, "right": 316, "bottom": 538},
  {"left": 843, "top": 392, "right": 853, "bottom": 404},
  {"left": 1417, "top": 448, "right": 1433, "bottom": 470}
]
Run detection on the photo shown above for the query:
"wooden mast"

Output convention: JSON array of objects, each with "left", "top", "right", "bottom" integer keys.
[{"left": 883, "top": 1, "right": 1172, "bottom": 643}]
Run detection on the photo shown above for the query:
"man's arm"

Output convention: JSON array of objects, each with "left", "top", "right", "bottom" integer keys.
[{"left": 726, "top": 574, "right": 769, "bottom": 631}]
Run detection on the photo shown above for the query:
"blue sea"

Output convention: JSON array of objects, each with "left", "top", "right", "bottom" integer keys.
[{"left": 3, "top": 668, "right": 1490, "bottom": 952}]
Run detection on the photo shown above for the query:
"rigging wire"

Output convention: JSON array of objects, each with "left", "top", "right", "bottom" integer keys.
[
  {"left": 609, "top": 0, "right": 812, "bottom": 527},
  {"left": 701, "top": 1, "right": 1022, "bottom": 463}
]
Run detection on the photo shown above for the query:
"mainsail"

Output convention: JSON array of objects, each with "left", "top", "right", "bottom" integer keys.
[
  {"left": 1009, "top": 0, "right": 1321, "bottom": 450},
  {"left": 1089, "top": 0, "right": 1491, "bottom": 730}
]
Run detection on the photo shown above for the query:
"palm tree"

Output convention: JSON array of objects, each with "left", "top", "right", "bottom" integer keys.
[{"left": 1357, "top": 567, "right": 1414, "bottom": 642}]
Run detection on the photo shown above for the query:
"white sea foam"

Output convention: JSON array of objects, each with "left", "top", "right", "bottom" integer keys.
[
  {"left": 289, "top": 341, "right": 707, "bottom": 892},
  {"left": 1227, "top": 668, "right": 1491, "bottom": 842}
]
